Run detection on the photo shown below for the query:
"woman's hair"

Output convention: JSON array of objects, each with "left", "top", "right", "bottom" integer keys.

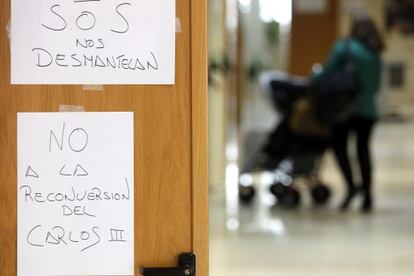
[{"left": 350, "top": 16, "right": 385, "bottom": 53}]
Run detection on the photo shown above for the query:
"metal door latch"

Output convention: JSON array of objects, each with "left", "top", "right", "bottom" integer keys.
[{"left": 140, "top": 253, "right": 196, "bottom": 276}]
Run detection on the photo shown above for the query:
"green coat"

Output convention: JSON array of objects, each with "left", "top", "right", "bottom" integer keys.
[{"left": 314, "top": 39, "right": 382, "bottom": 119}]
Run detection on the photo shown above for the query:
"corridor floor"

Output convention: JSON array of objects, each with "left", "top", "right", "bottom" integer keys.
[{"left": 210, "top": 119, "right": 414, "bottom": 276}]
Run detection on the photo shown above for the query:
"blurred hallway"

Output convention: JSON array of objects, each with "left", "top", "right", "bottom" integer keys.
[
  {"left": 210, "top": 118, "right": 414, "bottom": 275},
  {"left": 208, "top": 0, "right": 414, "bottom": 275}
]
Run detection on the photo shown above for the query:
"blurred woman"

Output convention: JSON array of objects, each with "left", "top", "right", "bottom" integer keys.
[{"left": 318, "top": 16, "right": 385, "bottom": 212}]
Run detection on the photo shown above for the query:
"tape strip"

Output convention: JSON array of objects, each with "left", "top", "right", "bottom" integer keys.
[
  {"left": 59, "top": 105, "right": 85, "bottom": 112},
  {"left": 82, "top": 85, "right": 104, "bottom": 91},
  {"left": 176, "top": 17, "right": 182, "bottom": 33},
  {"left": 6, "top": 19, "right": 11, "bottom": 45}
]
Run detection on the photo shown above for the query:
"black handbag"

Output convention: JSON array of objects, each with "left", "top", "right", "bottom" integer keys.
[{"left": 313, "top": 40, "right": 362, "bottom": 125}]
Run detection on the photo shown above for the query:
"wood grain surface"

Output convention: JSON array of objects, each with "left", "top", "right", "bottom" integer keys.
[{"left": 0, "top": 0, "right": 208, "bottom": 275}]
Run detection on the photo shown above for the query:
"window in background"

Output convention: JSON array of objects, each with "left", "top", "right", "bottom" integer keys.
[
  {"left": 259, "top": 0, "right": 292, "bottom": 25},
  {"left": 239, "top": 0, "right": 252, "bottom": 14}
]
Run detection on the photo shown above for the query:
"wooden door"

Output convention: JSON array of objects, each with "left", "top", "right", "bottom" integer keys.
[
  {"left": 289, "top": 0, "right": 338, "bottom": 76},
  {"left": 0, "top": 0, "right": 208, "bottom": 275}
]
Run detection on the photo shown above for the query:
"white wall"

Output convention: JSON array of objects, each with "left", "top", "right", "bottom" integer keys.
[{"left": 208, "top": 0, "right": 227, "bottom": 191}]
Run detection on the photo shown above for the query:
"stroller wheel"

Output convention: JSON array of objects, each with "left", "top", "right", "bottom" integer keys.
[
  {"left": 239, "top": 185, "right": 256, "bottom": 203},
  {"left": 280, "top": 188, "right": 301, "bottom": 208},
  {"left": 269, "top": 182, "right": 288, "bottom": 200},
  {"left": 311, "top": 183, "right": 331, "bottom": 205}
]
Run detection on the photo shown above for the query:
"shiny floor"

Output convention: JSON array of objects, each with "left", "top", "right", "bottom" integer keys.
[{"left": 210, "top": 119, "right": 414, "bottom": 276}]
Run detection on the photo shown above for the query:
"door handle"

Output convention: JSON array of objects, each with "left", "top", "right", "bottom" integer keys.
[{"left": 140, "top": 253, "right": 196, "bottom": 276}]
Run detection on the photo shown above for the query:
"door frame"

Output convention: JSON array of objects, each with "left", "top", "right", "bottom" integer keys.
[{"left": 190, "top": 1, "right": 209, "bottom": 276}]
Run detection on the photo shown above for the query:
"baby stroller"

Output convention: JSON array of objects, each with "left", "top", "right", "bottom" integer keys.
[{"left": 239, "top": 71, "right": 331, "bottom": 208}]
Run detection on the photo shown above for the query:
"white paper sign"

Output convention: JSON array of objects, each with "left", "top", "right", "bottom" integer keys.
[
  {"left": 11, "top": 0, "right": 175, "bottom": 84},
  {"left": 17, "top": 112, "right": 134, "bottom": 276}
]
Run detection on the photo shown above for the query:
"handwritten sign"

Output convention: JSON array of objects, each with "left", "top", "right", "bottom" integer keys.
[
  {"left": 17, "top": 112, "right": 134, "bottom": 276},
  {"left": 11, "top": 0, "right": 175, "bottom": 84}
]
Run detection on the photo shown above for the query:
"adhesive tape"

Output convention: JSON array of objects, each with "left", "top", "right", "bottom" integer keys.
[
  {"left": 59, "top": 105, "right": 85, "bottom": 112},
  {"left": 176, "top": 17, "right": 182, "bottom": 33}
]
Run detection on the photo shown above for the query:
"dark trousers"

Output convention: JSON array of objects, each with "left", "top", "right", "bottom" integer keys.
[{"left": 331, "top": 116, "right": 376, "bottom": 195}]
